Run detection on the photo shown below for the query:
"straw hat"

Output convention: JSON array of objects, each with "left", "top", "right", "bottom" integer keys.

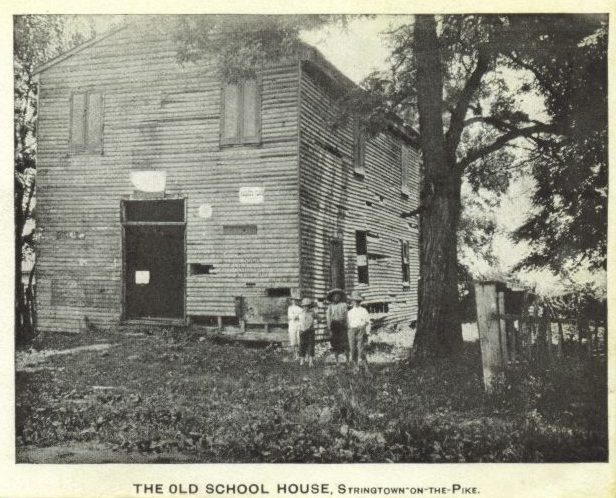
[
  {"left": 349, "top": 292, "right": 363, "bottom": 302},
  {"left": 301, "top": 298, "right": 313, "bottom": 307},
  {"left": 290, "top": 288, "right": 302, "bottom": 300},
  {"left": 327, "top": 288, "right": 346, "bottom": 300}
]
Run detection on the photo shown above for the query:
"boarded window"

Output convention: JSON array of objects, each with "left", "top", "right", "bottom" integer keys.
[
  {"left": 190, "top": 264, "right": 214, "bottom": 275},
  {"left": 355, "top": 231, "right": 369, "bottom": 284},
  {"left": 266, "top": 288, "right": 291, "bottom": 297},
  {"left": 329, "top": 238, "right": 345, "bottom": 290},
  {"left": 401, "top": 240, "right": 410, "bottom": 285},
  {"left": 242, "top": 78, "right": 259, "bottom": 139},
  {"left": 221, "top": 78, "right": 261, "bottom": 145},
  {"left": 401, "top": 145, "right": 412, "bottom": 194},
  {"left": 353, "top": 118, "right": 366, "bottom": 175},
  {"left": 223, "top": 224, "right": 258, "bottom": 235},
  {"left": 70, "top": 93, "right": 87, "bottom": 152},
  {"left": 70, "top": 91, "right": 103, "bottom": 154},
  {"left": 222, "top": 83, "right": 240, "bottom": 142}
]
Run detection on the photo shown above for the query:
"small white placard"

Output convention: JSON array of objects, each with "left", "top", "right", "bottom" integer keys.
[
  {"left": 135, "top": 270, "right": 150, "bottom": 285},
  {"left": 357, "top": 255, "right": 368, "bottom": 266},
  {"left": 130, "top": 170, "right": 167, "bottom": 192},
  {"left": 239, "top": 186, "right": 264, "bottom": 204},
  {"left": 198, "top": 204, "right": 213, "bottom": 218}
]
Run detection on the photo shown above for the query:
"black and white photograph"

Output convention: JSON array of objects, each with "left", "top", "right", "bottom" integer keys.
[{"left": 9, "top": 4, "right": 612, "bottom": 494}]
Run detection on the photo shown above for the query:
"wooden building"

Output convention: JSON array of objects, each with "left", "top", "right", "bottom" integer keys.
[{"left": 33, "top": 23, "right": 421, "bottom": 336}]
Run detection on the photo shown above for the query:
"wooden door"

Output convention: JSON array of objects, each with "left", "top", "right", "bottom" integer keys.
[
  {"left": 122, "top": 199, "right": 185, "bottom": 319},
  {"left": 329, "top": 238, "right": 345, "bottom": 290},
  {"left": 124, "top": 225, "right": 185, "bottom": 318}
]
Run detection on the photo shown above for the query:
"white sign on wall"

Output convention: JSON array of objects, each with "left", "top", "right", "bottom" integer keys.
[
  {"left": 239, "top": 186, "right": 264, "bottom": 204},
  {"left": 135, "top": 270, "right": 150, "bottom": 285},
  {"left": 198, "top": 204, "right": 213, "bottom": 219},
  {"left": 130, "top": 171, "right": 167, "bottom": 192}
]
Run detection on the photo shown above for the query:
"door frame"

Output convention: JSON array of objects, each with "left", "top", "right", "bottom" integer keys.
[{"left": 120, "top": 197, "right": 187, "bottom": 323}]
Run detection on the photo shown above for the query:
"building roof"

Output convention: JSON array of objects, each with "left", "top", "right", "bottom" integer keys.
[{"left": 33, "top": 22, "right": 419, "bottom": 145}]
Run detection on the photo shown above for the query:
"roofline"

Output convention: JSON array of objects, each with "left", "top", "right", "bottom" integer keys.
[
  {"left": 32, "top": 24, "right": 128, "bottom": 75},
  {"left": 298, "top": 42, "right": 420, "bottom": 145}
]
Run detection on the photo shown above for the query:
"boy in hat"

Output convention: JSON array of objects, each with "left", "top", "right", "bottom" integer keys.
[
  {"left": 298, "top": 297, "right": 319, "bottom": 367},
  {"left": 287, "top": 291, "right": 302, "bottom": 359},
  {"left": 326, "top": 288, "right": 349, "bottom": 364},
  {"left": 347, "top": 292, "right": 371, "bottom": 372}
]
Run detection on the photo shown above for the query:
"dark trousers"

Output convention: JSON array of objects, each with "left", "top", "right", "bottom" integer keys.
[
  {"left": 299, "top": 328, "right": 315, "bottom": 357},
  {"left": 330, "top": 320, "right": 349, "bottom": 354}
]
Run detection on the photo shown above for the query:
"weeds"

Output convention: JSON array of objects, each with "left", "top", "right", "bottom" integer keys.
[{"left": 16, "top": 330, "right": 607, "bottom": 462}]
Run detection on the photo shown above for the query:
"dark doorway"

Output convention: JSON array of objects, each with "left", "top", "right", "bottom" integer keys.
[
  {"left": 123, "top": 200, "right": 185, "bottom": 319},
  {"left": 329, "top": 238, "right": 345, "bottom": 290}
]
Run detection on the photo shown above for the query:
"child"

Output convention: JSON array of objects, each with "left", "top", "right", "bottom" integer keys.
[
  {"left": 326, "top": 288, "right": 349, "bottom": 364},
  {"left": 298, "top": 298, "right": 318, "bottom": 367},
  {"left": 287, "top": 295, "right": 302, "bottom": 359},
  {"left": 347, "top": 292, "right": 371, "bottom": 372}
]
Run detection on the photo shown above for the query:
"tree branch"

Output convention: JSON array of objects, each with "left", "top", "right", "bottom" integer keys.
[
  {"left": 445, "top": 50, "right": 491, "bottom": 157},
  {"left": 457, "top": 123, "right": 558, "bottom": 171}
]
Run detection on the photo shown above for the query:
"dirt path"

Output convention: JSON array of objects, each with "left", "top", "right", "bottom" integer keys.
[
  {"left": 16, "top": 343, "right": 117, "bottom": 372},
  {"left": 17, "top": 443, "right": 195, "bottom": 463}
]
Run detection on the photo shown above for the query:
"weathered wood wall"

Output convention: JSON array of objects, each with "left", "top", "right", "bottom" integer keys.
[
  {"left": 35, "top": 25, "right": 301, "bottom": 333},
  {"left": 298, "top": 62, "right": 421, "bottom": 329}
]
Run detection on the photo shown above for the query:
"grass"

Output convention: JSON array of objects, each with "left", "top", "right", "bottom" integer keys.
[{"left": 15, "top": 326, "right": 607, "bottom": 463}]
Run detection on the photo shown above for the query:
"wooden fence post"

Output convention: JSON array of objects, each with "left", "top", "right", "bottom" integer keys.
[
  {"left": 474, "top": 281, "right": 506, "bottom": 393},
  {"left": 496, "top": 288, "right": 509, "bottom": 365}
]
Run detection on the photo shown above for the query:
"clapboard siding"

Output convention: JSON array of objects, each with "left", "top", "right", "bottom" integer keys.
[
  {"left": 36, "top": 26, "right": 301, "bottom": 333},
  {"left": 298, "top": 63, "right": 420, "bottom": 329},
  {"left": 35, "top": 26, "right": 421, "bottom": 336}
]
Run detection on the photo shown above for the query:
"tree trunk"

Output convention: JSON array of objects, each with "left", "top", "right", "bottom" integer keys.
[
  {"left": 412, "top": 15, "right": 464, "bottom": 358},
  {"left": 15, "top": 185, "right": 27, "bottom": 345}
]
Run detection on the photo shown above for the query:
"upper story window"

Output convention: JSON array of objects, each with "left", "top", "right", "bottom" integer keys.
[
  {"left": 353, "top": 118, "right": 366, "bottom": 175},
  {"left": 70, "top": 91, "right": 103, "bottom": 154},
  {"left": 221, "top": 78, "right": 261, "bottom": 146},
  {"left": 401, "top": 240, "right": 410, "bottom": 286},
  {"left": 400, "top": 144, "right": 412, "bottom": 195},
  {"left": 355, "top": 230, "right": 369, "bottom": 284}
]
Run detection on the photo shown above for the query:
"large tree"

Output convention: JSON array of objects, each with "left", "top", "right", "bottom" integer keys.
[
  {"left": 401, "top": 15, "right": 606, "bottom": 357},
  {"left": 167, "top": 14, "right": 607, "bottom": 358}
]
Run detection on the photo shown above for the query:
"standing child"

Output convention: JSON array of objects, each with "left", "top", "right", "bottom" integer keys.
[
  {"left": 287, "top": 294, "right": 302, "bottom": 359},
  {"left": 326, "top": 288, "right": 349, "bottom": 364},
  {"left": 347, "top": 292, "right": 371, "bottom": 372},
  {"left": 298, "top": 298, "right": 318, "bottom": 367}
]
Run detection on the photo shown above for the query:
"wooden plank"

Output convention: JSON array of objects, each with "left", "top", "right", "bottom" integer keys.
[{"left": 474, "top": 282, "right": 505, "bottom": 392}]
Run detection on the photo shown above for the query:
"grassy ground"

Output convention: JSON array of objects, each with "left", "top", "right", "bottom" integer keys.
[{"left": 16, "top": 326, "right": 607, "bottom": 463}]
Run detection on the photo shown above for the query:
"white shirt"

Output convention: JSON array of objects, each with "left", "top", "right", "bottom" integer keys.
[
  {"left": 288, "top": 304, "right": 302, "bottom": 346},
  {"left": 288, "top": 304, "right": 302, "bottom": 334},
  {"left": 348, "top": 305, "right": 371, "bottom": 330}
]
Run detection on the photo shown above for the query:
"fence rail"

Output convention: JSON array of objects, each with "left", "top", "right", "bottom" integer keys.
[{"left": 474, "top": 281, "right": 606, "bottom": 392}]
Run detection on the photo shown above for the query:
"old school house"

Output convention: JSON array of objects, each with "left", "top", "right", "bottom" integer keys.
[{"left": 33, "top": 23, "right": 421, "bottom": 337}]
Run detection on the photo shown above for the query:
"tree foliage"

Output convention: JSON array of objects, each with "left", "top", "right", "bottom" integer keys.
[
  {"left": 169, "top": 15, "right": 348, "bottom": 81},
  {"left": 14, "top": 15, "right": 92, "bottom": 342},
  {"left": 381, "top": 15, "right": 607, "bottom": 272},
  {"left": 510, "top": 19, "right": 607, "bottom": 271}
]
